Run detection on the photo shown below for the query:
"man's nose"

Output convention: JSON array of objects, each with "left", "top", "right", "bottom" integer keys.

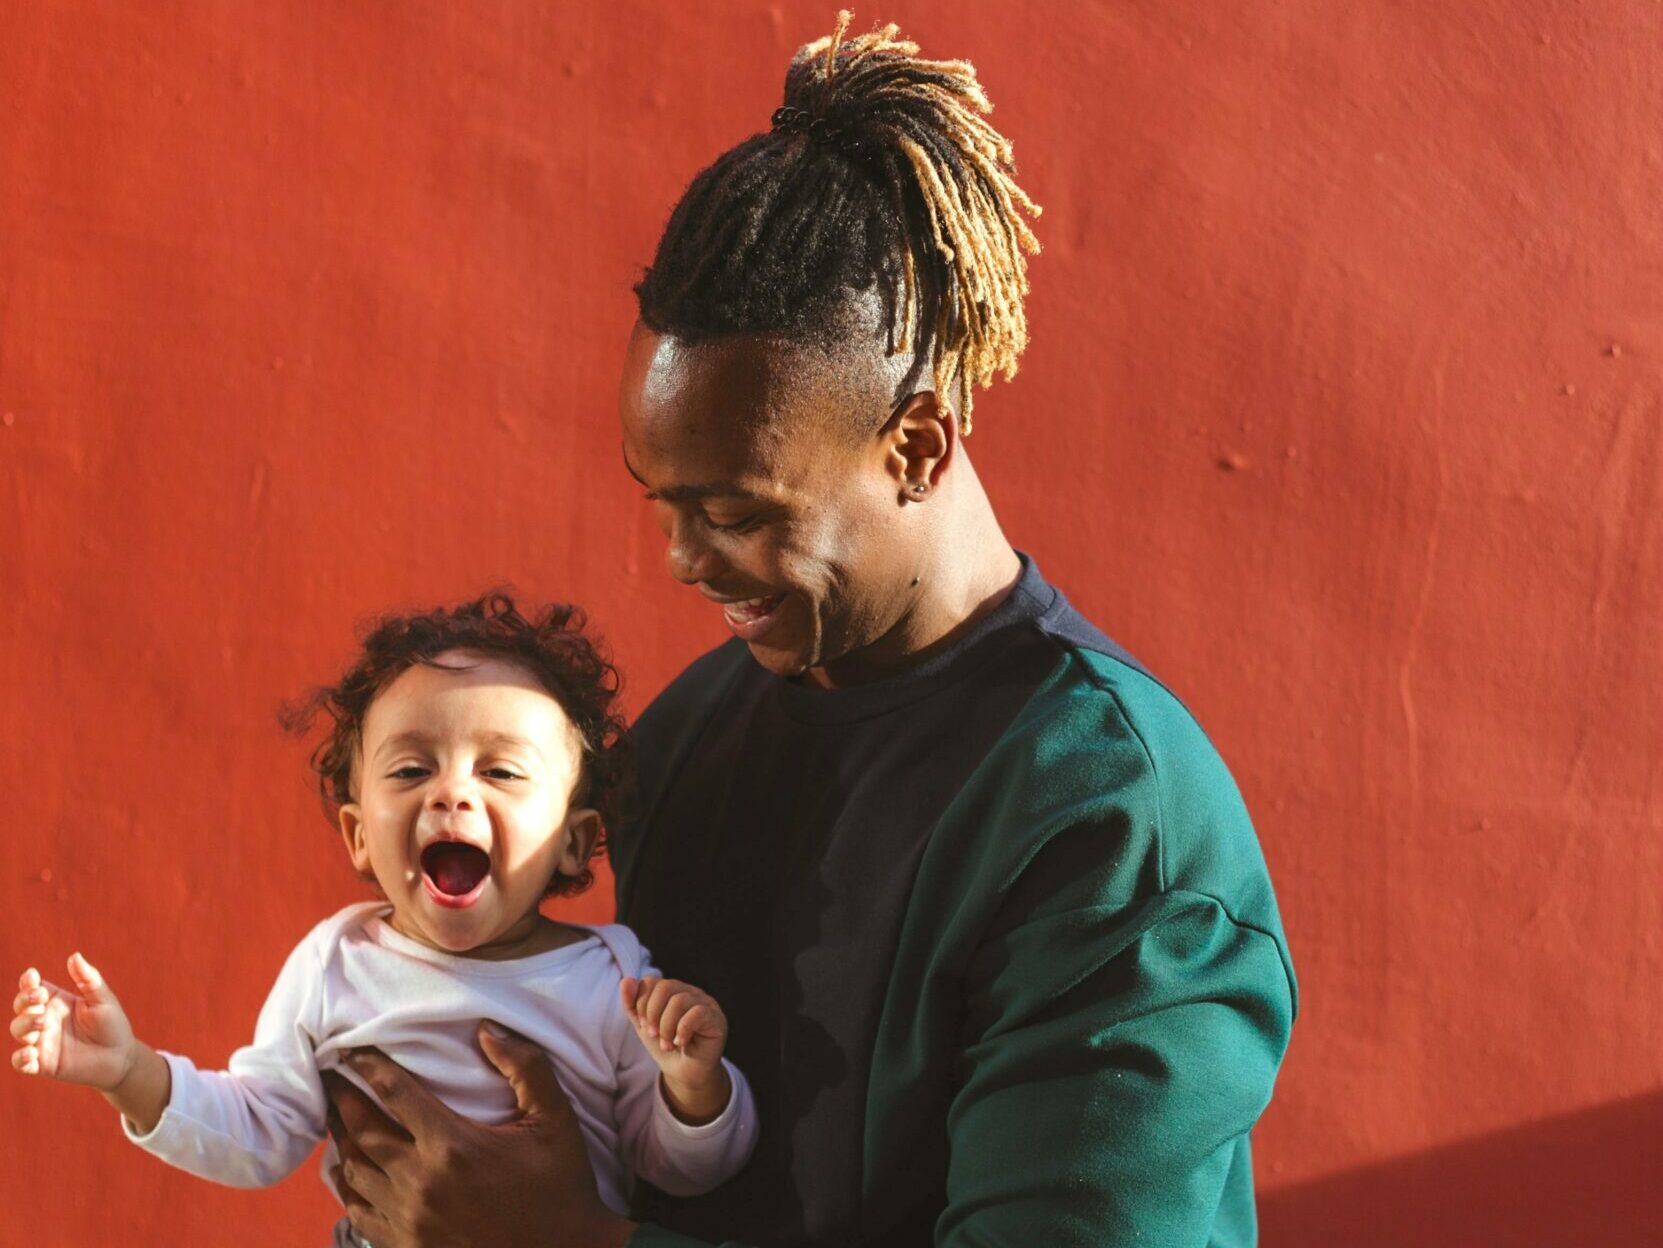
[{"left": 666, "top": 517, "right": 725, "bottom": 586}]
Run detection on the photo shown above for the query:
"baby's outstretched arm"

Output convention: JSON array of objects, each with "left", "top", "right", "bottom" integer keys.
[
  {"left": 619, "top": 975, "right": 731, "bottom": 1125},
  {"left": 11, "top": 954, "right": 171, "bottom": 1133}
]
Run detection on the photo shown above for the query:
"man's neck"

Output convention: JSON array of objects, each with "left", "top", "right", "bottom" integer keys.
[{"left": 808, "top": 458, "right": 1021, "bottom": 688}]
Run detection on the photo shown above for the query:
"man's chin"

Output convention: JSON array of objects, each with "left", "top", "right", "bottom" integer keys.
[{"left": 744, "top": 637, "right": 816, "bottom": 678}]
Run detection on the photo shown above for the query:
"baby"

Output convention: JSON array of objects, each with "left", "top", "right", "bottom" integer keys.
[{"left": 9, "top": 593, "right": 756, "bottom": 1246}]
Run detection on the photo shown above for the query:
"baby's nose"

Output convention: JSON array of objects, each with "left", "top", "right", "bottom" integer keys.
[{"left": 426, "top": 776, "right": 478, "bottom": 812}]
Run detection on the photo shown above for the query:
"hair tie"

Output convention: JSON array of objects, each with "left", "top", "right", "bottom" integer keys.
[{"left": 770, "top": 105, "right": 863, "bottom": 152}]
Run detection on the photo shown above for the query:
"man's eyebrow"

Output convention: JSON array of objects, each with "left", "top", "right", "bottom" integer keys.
[{"left": 621, "top": 448, "right": 764, "bottom": 502}]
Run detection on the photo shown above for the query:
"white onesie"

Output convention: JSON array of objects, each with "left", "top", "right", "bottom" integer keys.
[{"left": 123, "top": 902, "right": 757, "bottom": 1243}]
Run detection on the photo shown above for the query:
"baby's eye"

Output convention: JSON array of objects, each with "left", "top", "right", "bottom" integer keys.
[
  {"left": 388, "top": 765, "right": 429, "bottom": 781},
  {"left": 481, "top": 767, "right": 524, "bottom": 781}
]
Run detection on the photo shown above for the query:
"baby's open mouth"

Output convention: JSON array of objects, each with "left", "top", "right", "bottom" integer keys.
[{"left": 421, "top": 842, "right": 491, "bottom": 900}]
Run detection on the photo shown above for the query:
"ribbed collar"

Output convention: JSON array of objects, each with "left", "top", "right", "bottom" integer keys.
[{"left": 770, "top": 552, "right": 1058, "bottom": 726}]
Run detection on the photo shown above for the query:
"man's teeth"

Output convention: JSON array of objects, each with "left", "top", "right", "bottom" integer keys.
[{"left": 724, "top": 595, "right": 779, "bottom": 623}]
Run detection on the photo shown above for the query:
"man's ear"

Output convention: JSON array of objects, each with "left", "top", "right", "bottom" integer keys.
[
  {"left": 338, "top": 804, "right": 374, "bottom": 878},
  {"left": 557, "top": 807, "right": 604, "bottom": 878},
  {"left": 882, "top": 391, "right": 956, "bottom": 500}
]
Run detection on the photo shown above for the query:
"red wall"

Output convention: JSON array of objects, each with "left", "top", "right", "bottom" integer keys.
[{"left": 3, "top": 3, "right": 1659, "bottom": 1243}]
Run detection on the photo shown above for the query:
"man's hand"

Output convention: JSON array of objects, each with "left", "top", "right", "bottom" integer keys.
[{"left": 323, "top": 1022, "right": 637, "bottom": 1248}]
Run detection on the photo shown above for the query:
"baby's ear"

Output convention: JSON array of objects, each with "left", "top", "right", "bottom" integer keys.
[
  {"left": 337, "top": 804, "right": 373, "bottom": 876},
  {"left": 557, "top": 807, "right": 603, "bottom": 877}
]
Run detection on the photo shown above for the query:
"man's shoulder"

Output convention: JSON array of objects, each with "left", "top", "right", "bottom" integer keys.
[
  {"left": 1007, "top": 597, "right": 1228, "bottom": 806},
  {"left": 964, "top": 610, "right": 1281, "bottom": 932},
  {"left": 632, "top": 638, "right": 753, "bottom": 743}
]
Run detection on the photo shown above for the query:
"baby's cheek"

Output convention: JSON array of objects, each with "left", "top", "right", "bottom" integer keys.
[{"left": 500, "top": 828, "right": 567, "bottom": 886}]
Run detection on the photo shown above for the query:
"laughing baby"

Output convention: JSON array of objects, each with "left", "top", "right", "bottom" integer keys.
[{"left": 10, "top": 593, "right": 756, "bottom": 1247}]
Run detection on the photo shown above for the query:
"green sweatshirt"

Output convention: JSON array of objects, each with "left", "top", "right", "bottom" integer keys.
[{"left": 615, "top": 559, "right": 1297, "bottom": 1246}]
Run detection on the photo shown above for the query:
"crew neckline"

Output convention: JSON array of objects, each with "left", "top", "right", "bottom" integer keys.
[
  {"left": 362, "top": 906, "right": 602, "bottom": 976},
  {"left": 771, "top": 552, "right": 1058, "bottom": 726}
]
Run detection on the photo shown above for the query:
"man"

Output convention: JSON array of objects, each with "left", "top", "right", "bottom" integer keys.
[{"left": 325, "top": 16, "right": 1295, "bottom": 1246}]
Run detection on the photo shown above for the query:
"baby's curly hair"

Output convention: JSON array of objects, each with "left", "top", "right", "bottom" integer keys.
[{"left": 282, "top": 591, "right": 631, "bottom": 898}]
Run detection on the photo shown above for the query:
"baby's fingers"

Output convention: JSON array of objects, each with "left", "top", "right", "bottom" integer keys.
[
  {"left": 672, "top": 1003, "right": 718, "bottom": 1050},
  {"left": 633, "top": 976, "right": 664, "bottom": 1032},
  {"left": 10, "top": 1011, "right": 44, "bottom": 1044},
  {"left": 14, "top": 968, "right": 48, "bottom": 1015},
  {"left": 12, "top": 1043, "right": 41, "bottom": 1075},
  {"left": 66, "top": 953, "right": 112, "bottom": 1004},
  {"left": 656, "top": 992, "right": 697, "bottom": 1051}
]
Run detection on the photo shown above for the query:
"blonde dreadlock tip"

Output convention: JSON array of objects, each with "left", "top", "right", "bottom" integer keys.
[{"left": 826, "top": 11, "right": 854, "bottom": 77}]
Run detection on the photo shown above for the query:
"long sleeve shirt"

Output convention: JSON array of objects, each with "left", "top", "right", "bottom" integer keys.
[{"left": 123, "top": 903, "right": 757, "bottom": 1218}]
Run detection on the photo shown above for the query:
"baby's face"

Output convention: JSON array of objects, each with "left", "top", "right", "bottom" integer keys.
[{"left": 338, "top": 650, "right": 597, "bottom": 957}]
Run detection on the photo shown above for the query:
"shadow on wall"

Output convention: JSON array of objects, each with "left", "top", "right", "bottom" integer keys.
[{"left": 1259, "top": 1090, "right": 1663, "bottom": 1247}]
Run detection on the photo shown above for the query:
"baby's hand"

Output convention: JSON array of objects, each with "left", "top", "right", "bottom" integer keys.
[
  {"left": 11, "top": 954, "right": 139, "bottom": 1090},
  {"left": 620, "top": 975, "right": 731, "bottom": 1125}
]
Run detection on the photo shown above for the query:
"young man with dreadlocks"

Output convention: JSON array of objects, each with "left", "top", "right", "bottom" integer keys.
[{"left": 324, "top": 14, "right": 1296, "bottom": 1247}]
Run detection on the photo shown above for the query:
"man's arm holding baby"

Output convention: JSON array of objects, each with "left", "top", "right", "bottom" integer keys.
[
  {"left": 11, "top": 955, "right": 172, "bottom": 1134},
  {"left": 325, "top": 974, "right": 752, "bottom": 1248},
  {"left": 327, "top": 1030, "right": 637, "bottom": 1248}
]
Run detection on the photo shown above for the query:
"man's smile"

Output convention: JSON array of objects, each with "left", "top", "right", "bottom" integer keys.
[{"left": 717, "top": 594, "right": 787, "bottom": 640}]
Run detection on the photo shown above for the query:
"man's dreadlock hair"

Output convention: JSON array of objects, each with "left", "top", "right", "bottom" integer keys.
[{"left": 634, "top": 11, "right": 1041, "bottom": 435}]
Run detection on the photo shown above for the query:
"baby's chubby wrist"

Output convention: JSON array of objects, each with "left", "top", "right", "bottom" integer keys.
[
  {"left": 99, "top": 1038, "right": 145, "bottom": 1093},
  {"left": 660, "top": 1060, "right": 731, "bottom": 1126},
  {"left": 102, "top": 1042, "right": 171, "bottom": 1136}
]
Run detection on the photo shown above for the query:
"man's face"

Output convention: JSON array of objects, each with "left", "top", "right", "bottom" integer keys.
[{"left": 618, "top": 324, "right": 916, "bottom": 682}]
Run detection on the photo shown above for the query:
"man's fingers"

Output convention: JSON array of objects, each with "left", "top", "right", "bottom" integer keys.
[
  {"left": 323, "top": 1074, "right": 394, "bottom": 1165},
  {"left": 336, "top": 1144, "right": 397, "bottom": 1217},
  {"left": 478, "top": 1021, "right": 573, "bottom": 1124},
  {"left": 335, "top": 1168, "right": 395, "bottom": 1248},
  {"left": 343, "top": 1048, "right": 462, "bottom": 1140},
  {"left": 620, "top": 976, "right": 639, "bottom": 1013},
  {"left": 323, "top": 1065, "right": 412, "bottom": 1175}
]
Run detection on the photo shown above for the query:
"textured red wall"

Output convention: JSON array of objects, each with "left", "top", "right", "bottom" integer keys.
[{"left": 3, "top": 3, "right": 1659, "bottom": 1244}]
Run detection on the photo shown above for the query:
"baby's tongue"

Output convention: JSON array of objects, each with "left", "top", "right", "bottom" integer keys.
[{"left": 422, "top": 843, "right": 490, "bottom": 896}]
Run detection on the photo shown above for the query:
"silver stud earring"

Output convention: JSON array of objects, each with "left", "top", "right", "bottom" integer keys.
[{"left": 910, "top": 483, "right": 928, "bottom": 496}]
